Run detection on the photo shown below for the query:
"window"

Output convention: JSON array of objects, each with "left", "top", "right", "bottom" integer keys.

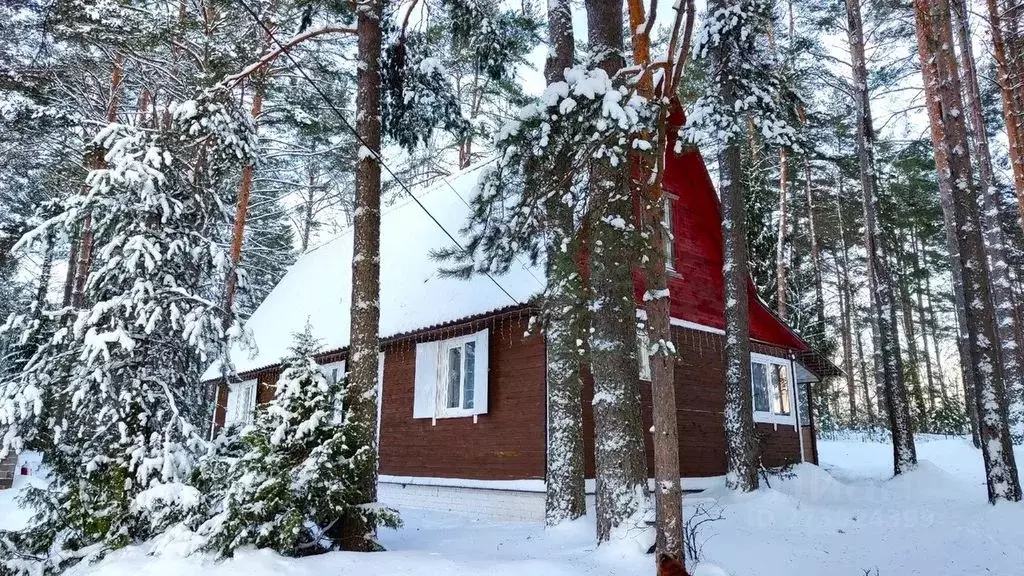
[
  {"left": 320, "top": 360, "right": 346, "bottom": 424},
  {"left": 442, "top": 337, "right": 476, "bottom": 416},
  {"left": 321, "top": 360, "right": 346, "bottom": 388},
  {"left": 413, "top": 329, "right": 489, "bottom": 421},
  {"left": 750, "top": 353, "right": 796, "bottom": 425},
  {"left": 225, "top": 379, "right": 257, "bottom": 428},
  {"left": 663, "top": 196, "right": 675, "bottom": 270}
]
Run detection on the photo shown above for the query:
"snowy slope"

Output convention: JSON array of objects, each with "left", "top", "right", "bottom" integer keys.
[
  {"left": 205, "top": 164, "right": 544, "bottom": 379},
  {"left": 6, "top": 436, "right": 1021, "bottom": 576}
]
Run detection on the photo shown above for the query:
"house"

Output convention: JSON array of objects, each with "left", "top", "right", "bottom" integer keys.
[{"left": 205, "top": 109, "right": 839, "bottom": 521}]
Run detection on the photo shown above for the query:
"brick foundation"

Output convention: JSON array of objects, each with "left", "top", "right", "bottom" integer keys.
[{"left": 0, "top": 451, "right": 17, "bottom": 490}]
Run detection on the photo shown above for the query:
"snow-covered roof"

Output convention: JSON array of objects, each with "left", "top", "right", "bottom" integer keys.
[{"left": 204, "top": 164, "right": 544, "bottom": 380}]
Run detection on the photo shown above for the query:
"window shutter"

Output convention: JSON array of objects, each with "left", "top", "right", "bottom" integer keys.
[
  {"left": 473, "top": 328, "right": 489, "bottom": 415},
  {"left": 413, "top": 341, "right": 439, "bottom": 418}
]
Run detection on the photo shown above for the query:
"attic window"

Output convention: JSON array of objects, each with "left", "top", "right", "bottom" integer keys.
[
  {"left": 413, "top": 329, "right": 490, "bottom": 421},
  {"left": 750, "top": 353, "right": 796, "bottom": 425}
]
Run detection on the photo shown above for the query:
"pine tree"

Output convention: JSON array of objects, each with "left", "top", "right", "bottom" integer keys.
[
  {"left": 540, "top": 0, "right": 587, "bottom": 526},
  {"left": 687, "top": 0, "right": 799, "bottom": 491},
  {"left": 0, "top": 91, "right": 255, "bottom": 574},
  {"left": 583, "top": 0, "right": 650, "bottom": 541},
  {"left": 912, "top": 0, "right": 1021, "bottom": 503},
  {"left": 843, "top": 0, "right": 917, "bottom": 473},
  {"left": 200, "top": 327, "right": 398, "bottom": 557}
]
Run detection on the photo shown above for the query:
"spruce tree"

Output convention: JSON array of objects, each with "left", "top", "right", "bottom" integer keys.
[
  {"left": 200, "top": 327, "right": 398, "bottom": 557},
  {"left": 0, "top": 91, "right": 255, "bottom": 574}
]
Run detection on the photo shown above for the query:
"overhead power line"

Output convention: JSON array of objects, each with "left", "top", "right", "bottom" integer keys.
[{"left": 230, "top": 0, "right": 522, "bottom": 306}]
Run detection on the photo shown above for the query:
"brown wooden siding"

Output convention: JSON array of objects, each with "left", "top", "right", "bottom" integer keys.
[
  {"left": 215, "top": 317, "right": 814, "bottom": 482},
  {"left": 378, "top": 316, "right": 548, "bottom": 480},
  {"left": 582, "top": 325, "right": 810, "bottom": 479}
]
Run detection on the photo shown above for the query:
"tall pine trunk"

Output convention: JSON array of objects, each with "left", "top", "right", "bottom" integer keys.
[
  {"left": 896, "top": 238, "right": 927, "bottom": 430},
  {"left": 776, "top": 151, "right": 789, "bottom": 320},
  {"left": 339, "top": 0, "right": 384, "bottom": 548},
  {"left": 985, "top": 0, "right": 1024, "bottom": 213},
  {"left": 543, "top": 0, "right": 587, "bottom": 526},
  {"left": 709, "top": 0, "right": 758, "bottom": 489},
  {"left": 913, "top": 0, "right": 1021, "bottom": 502},
  {"left": 626, "top": 0, "right": 684, "bottom": 559},
  {"left": 952, "top": 0, "right": 1024, "bottom": 433},
  {"left": 912, "top": 229, "right": 938, "bottom": 414},
  {"left": 805, "top": 159, "right": 826, "bottom": 344},
  {"left": 844, "top": 0, "right": 917, "bottom": 473},
  {"left": 585, "top": 0, "right": 650, "bottom": 541}
]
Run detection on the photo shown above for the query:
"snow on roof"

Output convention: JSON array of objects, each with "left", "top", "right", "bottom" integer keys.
[{"left": 204, "top": 163, "right": 544, "bottom": 380}]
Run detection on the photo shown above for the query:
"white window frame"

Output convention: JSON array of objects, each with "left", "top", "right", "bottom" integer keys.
[
  {"left": 436, "top": 333, "right": 479, "bottom": 419},
  {"left": 225, "top": 379, "right": 257, "bottom": 428},
  {"left": 663, "top": 194, "right": 676, "bottom": 271},
  {"left": 320, "top": 360, "right": 346, "bottom": 424},
  {"left": 320, "top": 360, "right": 346, "bottom": 388},
  {"left": 750, "top": 353, "right": 797, "bottom": 426}
]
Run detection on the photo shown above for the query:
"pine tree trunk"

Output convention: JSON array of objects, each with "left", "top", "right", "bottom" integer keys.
[
  {"left": 845, "top": 0, "right": 917, "bottom": 473},
  {"left": 805, "top": 159, "right": 825, "bottom": 344},
  {"left": 706, "top": 0, "right": 759, "bottom": 492},
  {"left": 62, "top": 238, "right": 79, "bottom": 307},
  {"left": 913, "top": 0, "right": 1021, "bottom": 502},
  {"left": 896, "top": 236, "right": 928, "bottom": 430},
  {"left": 34, "top": 231, "right": 54, "bottom": 317},
  {"left": 543, "top": 0, "right": 587, "bottom": 526},
  {"left": 224, "top": 85, "right": 265, "bottom": 326},
  {"left": 776, "top": 150, "right": 789, "bottom": 320},
  {"left": 922, "top": 253, "right": 952, "bottom": 406},
  {"left": 70, "top": 55, "right": 123, "bottom": 309},
  {"left": 952, "top": 0, "right": 1024, "bottom": 434},
  {"left": 984, "top": 0, "right": 1024, "bottom": 213},
  {"left": 834, "top": 198, "right": 858, "bottom": 425},
  {"left": 912, "top": 229, "right": 938, "bottom": 414},
  {"left": 339, "top": 0, "right": 384, "bottom": 548},
  {"left": 585, "top": 0, "right": 650, "bottom": 542},
  {"left": 854, "top": 317, "right": 875, "bottom": 425},
  {"left": 626, "top": 0, "right": 683, "bottom": 560}
]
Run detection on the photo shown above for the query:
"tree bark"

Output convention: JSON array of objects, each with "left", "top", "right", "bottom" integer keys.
[
  {"left": 834, "top": 196, "right": 858, "bottom": 425},
  {"left": 912, "top": 228, "right": 937, "bottom": 414},
  {"left": 913, "top": 0, "right": 1021, "bottom": 502},
  {"left": 705, "top": 0, "right": 759, "bottom": 492},
  {"left": 845, "top": 0, "right": 917, "bottom": 473},
  {"left": 776, "top": 150, "right": 789, "bottom": 321},
  {"left": 339, "top": 0, "right": 384, "bottom": 548},
  {"left": 585, "top": 0, "right": 650, "bottom": 542},
  {"left": 70, "top": 55, "right": 123, "bottom": 309},
  {"left": 895, "top": 234, "right": 928, "bottom": 430},
  {"left": 224, "top": 85, "right": 265, "bottom": 326},
  {"left": 984, "top": 0, "right": 1024, "bottom": 216},
  {"left": 542, "top": 0, "right": 587, "bottom": 527},
  {"left": 627, "top": 0, "right": 684, "bottom": 560},
  {"left": 952, "top": 0, "right": 1024, "bottom": 434},
  {"left": 805, "top": 158, "right": 826, "bottom": 345}
]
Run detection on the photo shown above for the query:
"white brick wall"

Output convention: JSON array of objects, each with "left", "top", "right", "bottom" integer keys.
[{"left": 379, "top": 481, "right": 545, "bottom": 522}]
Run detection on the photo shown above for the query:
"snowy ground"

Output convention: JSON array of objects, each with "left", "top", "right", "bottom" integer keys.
[{"left": 2, "top": 435, "right": 1022, "bottom": 575}]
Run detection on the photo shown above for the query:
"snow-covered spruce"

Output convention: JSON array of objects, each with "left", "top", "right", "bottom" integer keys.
[
  {"left": 0, "top": 90, "right": 255, "bottom": 575},
  {"left": 198, "top": 327, "right": 399, "bottom": 557}
]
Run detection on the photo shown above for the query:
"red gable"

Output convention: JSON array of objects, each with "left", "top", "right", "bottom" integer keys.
[{"left": 642, "top": 101, "right": 809, "bottom": 351}]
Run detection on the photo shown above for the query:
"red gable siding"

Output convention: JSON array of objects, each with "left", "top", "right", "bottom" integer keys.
[{"left": 655, "top": 103, "right": 808, "bottom": 351}]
